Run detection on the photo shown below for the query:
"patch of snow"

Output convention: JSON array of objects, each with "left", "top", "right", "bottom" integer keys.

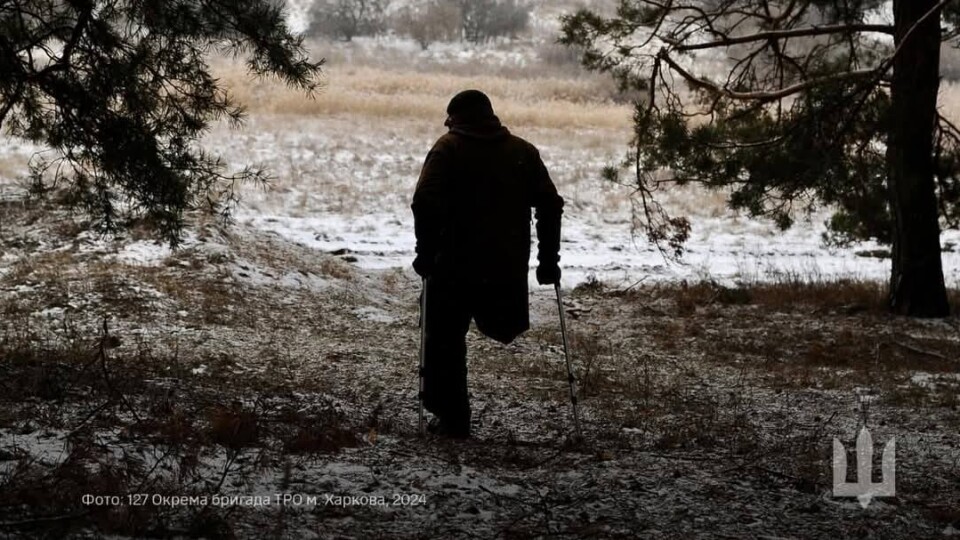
[
  {"left": 0, "top": 428, "right": 70, "bottom": 466},
  {"left": 910, "top": 372, "right": 960, "bottom": 388},
  {"left": 352, "top": 306, "right": 397, "bottom": 324},
  {"left": 37, "top": 306, "right": 65, "bottom": 318},
  {"left": 113, "top": 240, "right": 173, "bottom": 266}
]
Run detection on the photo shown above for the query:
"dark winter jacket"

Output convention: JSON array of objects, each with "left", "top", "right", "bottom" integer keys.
[{"left": 411, "top": 114, "right": 564, "bottom": 344}]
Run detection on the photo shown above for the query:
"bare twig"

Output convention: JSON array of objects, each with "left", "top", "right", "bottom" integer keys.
[
  {"left": 886, "top": 340, "right": 950, "bottom": 361},
  {"left": 666, "top": 23, "right": 895, "bottom": 51},
  {"left": 97, "top": 319, "right": 141, "bottom": 423},
  {"left": 658, "top": 51, "right": 879, "bottom": 101},
  {"left": 214, "top": 448, "right": 240, "bottom": 493}
]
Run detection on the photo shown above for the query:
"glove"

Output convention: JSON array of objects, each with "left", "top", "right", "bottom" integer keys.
[
  {"left": 536, "top": 262, "right": 561, "bottom": 285},
  {"left": 413, "top": 253, "right": 435, "bottom": 278}
]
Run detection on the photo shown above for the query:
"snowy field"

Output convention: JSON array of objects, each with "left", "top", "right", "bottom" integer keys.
[
  {"left": 2, "top": 0, "right": 958, "bottom": 290},
  {"left": 212, "top": 107, "right": 960, "bottom": 289},
  {"left": 225, "top": 0, "right": 957, "bottom": 290}
]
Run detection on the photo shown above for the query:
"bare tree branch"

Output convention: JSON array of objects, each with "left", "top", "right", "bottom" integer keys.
[
  {"left": 665, "top": 23, "right": 896, "bottom": 51},
  {"left": 657, "top": 49, "right": 879, "bottom": 101}
]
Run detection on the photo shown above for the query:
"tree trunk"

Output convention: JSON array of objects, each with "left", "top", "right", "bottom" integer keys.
[{"left": 887, "top": 0, "right": 950, "bottom": 317}]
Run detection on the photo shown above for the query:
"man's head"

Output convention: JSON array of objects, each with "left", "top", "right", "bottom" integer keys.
[{"left": 446, "top": 89, "right": 495, "bottom": 121}]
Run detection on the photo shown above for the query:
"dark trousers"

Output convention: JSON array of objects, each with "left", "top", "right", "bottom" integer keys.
[{"left": 421, "top": 275, "right": 472, "bottom": 424}]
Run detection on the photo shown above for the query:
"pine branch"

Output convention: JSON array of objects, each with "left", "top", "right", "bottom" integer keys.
[{"left": 60, "top": 1, "right": 93, "bottom": 67}]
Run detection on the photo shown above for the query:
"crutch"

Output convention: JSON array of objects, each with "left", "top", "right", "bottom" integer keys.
[
  {"left": 554, "top": 283, "right": 583, "bottom": 441},
  {"left": 417, "top": 278, "right": 427, "bottom": 437}
]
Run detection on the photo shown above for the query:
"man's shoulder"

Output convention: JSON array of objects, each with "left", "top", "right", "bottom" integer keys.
[
  {"left": 433, "top": 130, "right": 540, "bottom": 156},
  {"left": 431, "top": 132, "right": 459, "bottom": 150},
  {"left": 503, "top": 133, "right": 541, "bottom": 155}
]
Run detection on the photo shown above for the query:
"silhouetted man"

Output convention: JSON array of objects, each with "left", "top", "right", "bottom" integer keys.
[{"left": 411, "top": 89, "right": 564, "bottom": 438}]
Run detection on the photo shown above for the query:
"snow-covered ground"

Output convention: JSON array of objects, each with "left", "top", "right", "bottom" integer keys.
[
  {"left": 192, "top": 110, "right": 960, "bottom": 290},
  {"left": 4, "top": 100, "right": 960, "bottom": 293}
]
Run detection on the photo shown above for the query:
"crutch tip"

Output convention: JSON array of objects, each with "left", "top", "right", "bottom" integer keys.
[{"left": 563, "top": 432, "right": 585, "bottom": 448}]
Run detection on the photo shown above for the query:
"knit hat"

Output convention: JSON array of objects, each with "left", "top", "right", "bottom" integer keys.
[{"left": 446, "top": 89, "right": 495, "bottom": 118}]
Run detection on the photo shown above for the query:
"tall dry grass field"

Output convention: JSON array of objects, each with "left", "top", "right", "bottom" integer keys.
[{"left": 213, "top": 59, "right": 632, "bottom": 131}]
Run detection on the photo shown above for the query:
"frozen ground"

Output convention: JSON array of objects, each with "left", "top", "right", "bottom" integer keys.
[
  {"left": 2, "top": 124, "right": 960, "bottom": 537},
  {"left": 1, "top": 196, "right": 958, "bottom": 538}
]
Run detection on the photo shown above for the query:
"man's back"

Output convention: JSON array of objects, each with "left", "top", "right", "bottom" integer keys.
[
  {"left": 416, "top": 129, "right": 557, "bottom": 282},
  {"left": 411, "top": 89, "right": 563, "bottom": 344}
]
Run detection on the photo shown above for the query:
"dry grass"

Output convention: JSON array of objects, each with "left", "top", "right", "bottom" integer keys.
[
  {"left": 0, "top": 305, "right": 363, "bottom": 537},
  {"left": 608, "top": 279, "right": 960, "bottom": 392},
  {"left": 647, "top": 273, "right": 960, "bottom": 317},
  {"left": 668, "top": 278, "right": 891, "bottom": 314},
  {"left": 655, "top": 182, "right": 736, "bottom": 219},
  {"left": 4, "top": 249, "right": 74, "bottom": 284},
  {"left": 0, "top": 156, "right": 27, "bottom": 181},
  {"left": 567, "top": 278, "right": 960, "bottom": 493},
  {"left": 214, "top": 60, "right": 632, "bottom": 131},
  {"left": 316, "top": 257, "right": 353, "bottom": 280}
]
